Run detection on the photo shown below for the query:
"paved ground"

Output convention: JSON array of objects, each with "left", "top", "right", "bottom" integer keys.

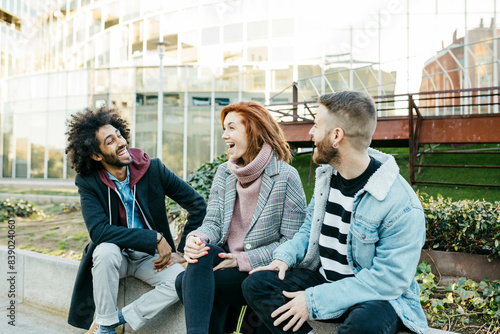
[{"left": 0, "top": 298, "right": 85, "bottom": 334}]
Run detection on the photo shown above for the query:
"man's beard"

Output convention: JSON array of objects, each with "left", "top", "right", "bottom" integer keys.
[
  {"left": 101, "top": 146, "right": 133, "bottom": 167},
  {"left": 312, "top": 133, "right": 340, "bottom": 166}
]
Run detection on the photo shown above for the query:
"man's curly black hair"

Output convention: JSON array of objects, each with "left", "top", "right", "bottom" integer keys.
[{"left": 65, "top": 107, "right": 131, "bottom": 176}]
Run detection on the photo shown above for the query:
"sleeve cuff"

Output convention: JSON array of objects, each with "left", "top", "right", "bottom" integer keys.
[
  {"left": 187, "top": 231, "right": 210, "bottom": 244},
  {"left": 236, "top": 252, "right": 252, "bottom": 272},
  {"left": 273, "top": 251, "right": 295, "bottom": 268}
]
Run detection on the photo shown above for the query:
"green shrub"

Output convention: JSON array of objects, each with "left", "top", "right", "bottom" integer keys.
[
  {"left": 167, "top": 155, "right": 228, "bottom": 233},
  {"left": 186, "top": 154, "right": 228, "bottom": 202},
  {"left": 0, "top": 198, "right": 45, "bottom": 222},
  {"left": 420, "top": 194, "right": 500, "bottom": 259}
]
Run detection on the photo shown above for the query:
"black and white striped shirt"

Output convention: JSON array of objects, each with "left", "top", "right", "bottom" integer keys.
[{"left": 319, "top": 157, "right": 381, "bottom": 282}]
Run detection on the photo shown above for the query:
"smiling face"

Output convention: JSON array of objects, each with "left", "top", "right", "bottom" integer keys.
[
  {"left": 92, "top": 124, "right": 133, "bottom": 170},
  {"left": 222, "top": 112, "right": 250, "bottom": 164},
  {"left": 309, "top": 104, "right": 340, "bottom": 166}
]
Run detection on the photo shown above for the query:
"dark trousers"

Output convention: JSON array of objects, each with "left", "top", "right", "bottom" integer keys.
[
  {"left": 242, "top": 269, "right": 407, "bottom": 334},
  {"left": 175, "top": 244, "right": 270, "bottom": 334}
]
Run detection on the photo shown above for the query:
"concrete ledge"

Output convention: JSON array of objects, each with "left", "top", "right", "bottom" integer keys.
[
  {"left": 0, "top": 193, "right": 80, "bottom": 204},
  {"left": 0, "top": 246, "right": 456, "bottom": 334}
]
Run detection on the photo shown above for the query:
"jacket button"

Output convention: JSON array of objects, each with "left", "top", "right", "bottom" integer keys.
[
  {"left": 245, "top": 244, "right": 252, "bottom": 250},
  {"left": 320, "top": 193, "right": 323, "bottom": 196},
  {"left": 361, "top": 234, "right": 366, "bottom": 239},
  {"left": 353, "top": 263, "right": 357, "bottom": 268},
  {"left": 312, "top": 314, "right": 317, "bottom": 319},
  {"left": 349, "top": 240, "right": 352, "bottom": 245}
]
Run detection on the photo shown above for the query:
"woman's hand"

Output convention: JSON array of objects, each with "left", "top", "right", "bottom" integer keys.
[
  {"left": 213, "top": 252, "right": 238, "bottom": 271},
  {"left": 183, "top": 236, "right": 209, "bottom": 264}
]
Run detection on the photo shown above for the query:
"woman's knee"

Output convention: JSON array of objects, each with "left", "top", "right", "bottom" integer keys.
[{"left": 175, "top": 271, "right": 184, "bottom": 301}]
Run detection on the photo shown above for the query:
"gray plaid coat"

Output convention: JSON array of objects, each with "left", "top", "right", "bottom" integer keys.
[{"left": 195, "top": 153, "right": 307, "bottom": 269}]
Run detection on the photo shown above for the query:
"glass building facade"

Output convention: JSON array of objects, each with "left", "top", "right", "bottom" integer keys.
[{"left": 1, "top": 0, "right": 499, "bottom": 179}]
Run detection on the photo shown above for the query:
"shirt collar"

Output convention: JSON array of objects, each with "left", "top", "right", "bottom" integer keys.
[{"left": 106, "top": 166, "right": 130, "bottom": 185}]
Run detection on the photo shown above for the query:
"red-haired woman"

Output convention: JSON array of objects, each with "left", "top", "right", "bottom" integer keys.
[{"left": 175, "top": 101, "right": 307, "bottom": 334}]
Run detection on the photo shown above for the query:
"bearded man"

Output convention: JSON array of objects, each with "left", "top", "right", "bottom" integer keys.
[
  {"left": 65, "top": 107, "right": 206, "bottom": 333},
  {"left": 243, "top": 91, "right": 427, "bottom": 334}
]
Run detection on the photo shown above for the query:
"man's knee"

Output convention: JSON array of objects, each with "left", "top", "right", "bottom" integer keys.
[
  {"left": 93, "top": 243, "right": 122, "bottom": 267},
  {"left": 242, "top": 271, "right": 275, "bottom": 301}
]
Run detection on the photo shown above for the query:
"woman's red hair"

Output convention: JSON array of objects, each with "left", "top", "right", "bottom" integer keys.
[{"left": 220, "top": 101, "right": 291, "bottom": 163}]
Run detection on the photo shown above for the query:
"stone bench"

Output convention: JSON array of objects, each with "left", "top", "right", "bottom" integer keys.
[{"left": 0, "top": 247, "right": 455, "bottom": 334}]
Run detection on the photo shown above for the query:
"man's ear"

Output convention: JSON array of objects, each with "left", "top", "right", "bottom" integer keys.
[
  {"left": 91, "top": 153, "right": 102, "bottom": 162},
  {"left": 330, "top": 127, "right": 345, "bottom": 143}
]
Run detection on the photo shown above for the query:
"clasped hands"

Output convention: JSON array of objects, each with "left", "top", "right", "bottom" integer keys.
[
  {"left": 153, "top": 232, "right": 185, "bottom": 273},
  {"left": 250, "top": 260, "right": 310, "bottom": 332},
  {"left": 183, "top": 235, "right": 238, "bottom": 271}
]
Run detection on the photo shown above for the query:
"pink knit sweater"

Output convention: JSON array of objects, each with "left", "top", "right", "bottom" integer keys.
[
  {"left": 225, "top": 143, "right": 273, "bottom": 271},
  {"left": 188, "top": 143, "right": 273, "bottom": 272}
]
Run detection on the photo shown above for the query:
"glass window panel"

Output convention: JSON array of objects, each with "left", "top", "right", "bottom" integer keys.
[
  {"left": 271, "top": 66, "right": 293, "bottom": 92},
  {"left": 243, "top": 65, "right": 265, "bottom": 93},
  {"left": 47, "top": 111, "right": 66, "bottom": 178},
  {"left": 104, "top": 1, "right": 119, "bottom": 29},
  {"left": 224, "top": 23, "right": 243, "bottom": 43},
  {"left": 162, "top": 104, "right": 184, "bottom": 176},
  {"left": 30, "top": 75, "right": 48, "bottom": 99},
  {"left": 186, "top": 105, "right": 209, "bottom": 176},
  {"left": 30, "top": 112, "right": 46, "bottom": 178},
  {"left": 111, "top": 68, "right": 134, "bottom": 93},
  {"left": 272, "top": 18, "right": 294, "bottom": 38},
  {"left": 109, "top": 27, "right": 128, "bottom": 65},
  {"left": 2, "top": 110, "right": 13, "bottom": 177},
  {"left": 132, "top": 20, "right": 144, "bottom": 54},
  {"left": 202, "top": 26, "right": 219, "bottom": 46},
  {"left": 272, "top": 46, "right": 294, "bottom": 62},
  {"left": 68, "top": 70, "right": 90, "bottom": 97},
  {"left": 94, "top": 69, "right": 109, "bottom": 94},
  {"left": 247, "top": 21, "right": 268, "bottom": 41},
  {"left": 15, "top": 113, "right": 29, "bottom": 178},
  {"left": 122, "top": 0, "right": 140, "bottom": 23},
  {"left": 135, "top": 102, "right": 157, "bottom": 158},
  {"left": 247, "top": 46, "right": 268, "bottom": 62},
  {"left": 49, "top": 72, "right": 68, "bottom": 98},
  {"left": 146, "top": 17, "right": 160, "bottom": 51},
  {"left": 216, "top": 66, "right": 239, "bottom": 92},
  {"left": 89, "top": 8, "right": 102, "bottom": 37}
]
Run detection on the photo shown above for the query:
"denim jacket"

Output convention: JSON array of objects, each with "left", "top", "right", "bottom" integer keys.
[{"left": 273, "top": 148, "right": 427, "bottom": 334}]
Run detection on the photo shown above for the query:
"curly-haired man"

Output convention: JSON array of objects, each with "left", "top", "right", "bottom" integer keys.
[{"left": 65, "top": 107, "right": 206, "bottom": 334}]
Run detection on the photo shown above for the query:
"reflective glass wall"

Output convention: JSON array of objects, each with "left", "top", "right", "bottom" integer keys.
[{"left": 1, "top": 64, "right": 272, "bottom": 179}]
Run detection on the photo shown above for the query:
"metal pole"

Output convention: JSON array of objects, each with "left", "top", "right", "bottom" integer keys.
[
  {"left": 407, "top": 0, "right": 410, "bottom": 93},
  {"left": 494, "top": 0, "right": 498, "bottom": 113},
  {"left": 210, "top": 72, "right": 215, "bottom": 162},
  {"left": 464, "top": 0, "right": 468, "bottom": 114},
  {"left": 350, "top": 26, "right": 354, "bottom": 90},
  {"left": 183, "top": 66, "right": 188, "bottom": 181},
  {"left": 157, "top": 54, "right": 163, "bottom": 161}
]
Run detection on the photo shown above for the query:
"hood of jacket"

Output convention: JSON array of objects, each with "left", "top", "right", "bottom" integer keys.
[{"left": 96, "top": 148, "right": 151, "bottom": 188}]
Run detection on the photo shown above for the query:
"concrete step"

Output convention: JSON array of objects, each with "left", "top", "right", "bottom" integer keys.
[{"left": 0, "top": 298, "right": 85, "bottom": 334}]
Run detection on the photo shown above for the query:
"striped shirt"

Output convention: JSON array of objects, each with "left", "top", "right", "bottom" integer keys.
[{"left": 319, "top": 157, "right": 381, "bottom": 282}]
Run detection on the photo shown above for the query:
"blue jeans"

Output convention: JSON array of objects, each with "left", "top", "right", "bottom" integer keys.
[
  {"left": 242, "top": 269, "right": 407, "bottom": 334},
  {"left": 175, "top": 244, "right": 270, "bottom": 334}
]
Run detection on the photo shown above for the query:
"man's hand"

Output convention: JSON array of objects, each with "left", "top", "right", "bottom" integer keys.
[
  {"left": 183, "top": 236, "right": 209, "bottom": 264},
  {"left": 249, "top": 259, "right": 289, "bottom": 280},
  {"left": 213, "top": 252, "right": 237, "bottom": 271},
  {"left": 166, "top": 252, "right": 186, "bottom": 268},
  {"left": 154, "top": 232, "right": 172, "bottom": 273},
  {"left": 271, "top": 291, "right": 309, "bottom": 332}
]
